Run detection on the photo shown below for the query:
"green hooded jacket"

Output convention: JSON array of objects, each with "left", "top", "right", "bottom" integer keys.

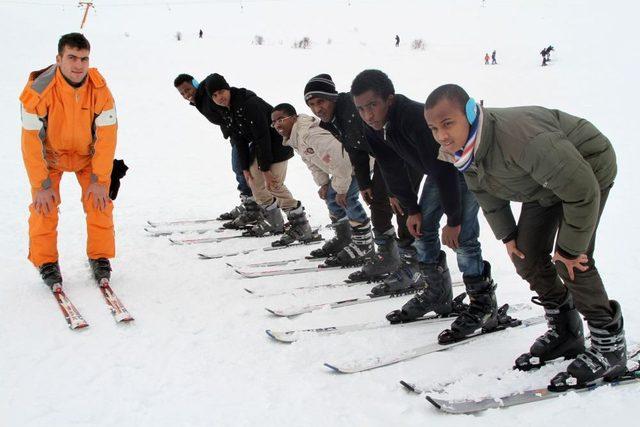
[{"left": 443, "top": 106, "right": 616, "bottom": 256}]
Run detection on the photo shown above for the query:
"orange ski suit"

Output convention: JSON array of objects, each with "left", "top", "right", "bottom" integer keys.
[{"left": 20, "top": 65, "right": 118, "bottom": 266}]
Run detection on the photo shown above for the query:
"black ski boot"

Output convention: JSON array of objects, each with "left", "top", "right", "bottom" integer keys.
[
  {"left": 348, "top": 228, "right": 401, "bottom": 283},
  {"left": 514, "top": 291, "right": 585, "bottom": 371},
  {"left": 39, "top": 261, "right": 62, "bottom": 289},
  {"left": 217, "top": 196, "right": 249, "bottom": 221},
  {"left": 89, "top": 258, "right": 111, "bottom": 283},
  {"left": 438, "top": 261, "right": 499, "bottom": 344},
  {"left": 243, "top": 199, "right": 285, "bottom": 237},
  {"left": 370, "top": 247, "right": 423, "bottom": 296},
  {"left": 308, "top": 218, "right": 351, "bottom": 259},
  {"left": 272, "top": 203, "right": 322, "bottom": 247},
  {"left": 324, "top": 220, "right": 375, "bottom": 267},
  {"left": 386, "top": 251, "right": 453, "bottom": 323},
  {"left": 223, "top": 197, "right": 260, "bottom": 229},
  {"left": 549, "top": 300, "right": 627, "bottom": 391}
]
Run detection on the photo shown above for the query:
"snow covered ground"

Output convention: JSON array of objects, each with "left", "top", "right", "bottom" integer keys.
[{"left": 1, "top": 0, "right": 639, "bottom": 425}]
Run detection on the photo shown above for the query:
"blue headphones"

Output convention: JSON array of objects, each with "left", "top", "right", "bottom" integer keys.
[
  {"left": 465, "top": 98, "right": 478, "bottom": 124},
  {"left": 192, "top": 78, "right": 200, "bottom": 89}
]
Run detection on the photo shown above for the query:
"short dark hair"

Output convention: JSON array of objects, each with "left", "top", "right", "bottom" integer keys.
[
  {"left": 273, "top": 103, "right": 297, "bottom": 116},
  {"left": 174, "top": 74, "right": 194, "bottom": 87},
  {"left": 58, "top": 33, "right": 90, "bottom": 55},
  {"left": 350, "top": 69, "right": 395, "bottom": 99},
  {"left": 425, "top": 84, "right": 470, "bottom": 113}
]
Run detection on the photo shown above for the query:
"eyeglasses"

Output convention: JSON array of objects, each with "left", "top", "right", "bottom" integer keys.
[{"left": 270, "top": 115, "right": 294, "bottom": 128}]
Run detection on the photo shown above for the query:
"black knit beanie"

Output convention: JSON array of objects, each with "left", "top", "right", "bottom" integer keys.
[
  {"left": 205, "top": 73, "right": 230, "bottom": 96},
  {"left": 304, "top": 74, "right": 338, "bottom": 103}
]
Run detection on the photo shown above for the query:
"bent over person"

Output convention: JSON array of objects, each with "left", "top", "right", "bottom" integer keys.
[
  {"left": 271, "top": 103, "right": 371, "bottom": 264},
  {"left": 20, "top": 33, "right": 117, "bottom": 289},
  {"left": 424, "top": 83, "right": 627, "bottom": 390}
]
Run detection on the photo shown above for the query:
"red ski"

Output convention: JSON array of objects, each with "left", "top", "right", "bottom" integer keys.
[
  {"left": 98, "top": 279, "right": 134, "bottom": 323},
  {"left": 51, "top": 284, "right": 89, "bottom": 330}
]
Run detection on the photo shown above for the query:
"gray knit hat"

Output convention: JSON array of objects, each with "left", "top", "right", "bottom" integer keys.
[{"left": 304, "top": 74, "right": 338, "bottom": 103}]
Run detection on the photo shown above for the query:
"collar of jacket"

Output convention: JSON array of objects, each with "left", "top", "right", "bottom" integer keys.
[
  {"left": 384, "top": 93, "right": 409, "bottom": 141},
  {"left": 286, "top": 114, "right": 316, "bottom": 149},
  {"left": 55, "top": 67, "right": 89, "bottom": 96},
  {"left": 229, "top": 87, "right": 256, "bottom": 109},
  {"left": 474, "top": 107, "right": 491, "bottom": 162}
]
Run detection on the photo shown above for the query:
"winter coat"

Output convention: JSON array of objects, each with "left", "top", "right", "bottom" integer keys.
[
  {"left": 440, "top": 106, "right": 617, "bottom": 256},
  {"left": 283, "top": 114, "right": 353, "bottom": 194},
  {"left": 20, "top": 65, "right": 117, "bottom": 190},
  {"left": 221, "top": 87, "right": 293, "bottom": 171},
  {"left": 374, "top": 94, "right": 461, "bottom": 223},
  {"left": 319, "top": 92, "right": 374, "bottom": 189},
  {"left": 192, "top": 74, "right": 232, "bottom": 140}
]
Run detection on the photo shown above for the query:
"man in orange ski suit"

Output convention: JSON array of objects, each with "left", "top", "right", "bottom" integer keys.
[{"left": 20, "top": 33, "right": 117, "bottom": 287}]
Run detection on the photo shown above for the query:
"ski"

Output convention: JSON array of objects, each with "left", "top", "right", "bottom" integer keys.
[
  {"left": 403, "top": 346, "right": 640, "bottom": 397},
  {"left": 244, "top": 278, "right": 370, "bottom": 296},
  {"left": 98, "top": 279, "right": 134, "bottom": 323},
  {"left": 228, "top": 257, "right": 321, "bottom": 269},
  {"left": 145, "top": 227, "right": 214, "bottom": 237},
  {"left": 170, "top": 234, "right": 247, "bottom": 245},
  {"left": 147, "top": 218, "right": 220, "bottom": 228},
  {"left": 197, "top": 240, "right": 324, "bottom": 259},
  {"left": 266, "top": 313, "right": 457, "bottom": 343},
  {"left": 264, "top": 283, "right": 463, "bottom": 317},
  {"left": 323, "top": 314, "right": 546, "bottom": 374},
  {"left": 51, "top": 284, "right": 89, "bottom": 330},
  {"left": 426, "top": 367, "right": 640, "bottom": 414},
  {"left": 235, "top": 264, "right": 357, "bottom": 279}
]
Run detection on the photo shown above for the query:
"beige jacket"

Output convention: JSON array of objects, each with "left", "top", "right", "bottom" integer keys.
[{"left": 283, "top": 114, "right": 353, "bottom": 194}]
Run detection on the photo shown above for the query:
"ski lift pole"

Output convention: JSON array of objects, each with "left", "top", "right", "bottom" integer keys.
[{"left": 78, "top": 1, "right": 94, "bottom": 29}]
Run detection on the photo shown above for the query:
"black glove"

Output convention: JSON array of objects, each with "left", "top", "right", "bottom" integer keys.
[{"left": 109, "top": 159, "right": 128, "bottom": 200}]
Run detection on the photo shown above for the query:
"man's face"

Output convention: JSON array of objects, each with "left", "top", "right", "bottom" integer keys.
[
  {"left": 56, "top": 46, "right": 90, "bottom": 84},
  {"left": 306, "top": 97, "right": 336, "bottom": 123},
  {"left": 270, "top": 110, "right": 295, "bottom": 138},
  {"left": 424, "top": 98, "right": 470, "bottom": 154},
  {"left": 353, "top": 90, "right": 393, "bottom": 131},
  {"left": 176, "top": 81, "right": 197, "bottom": 103},
  {"left": 211, "top": 89, "right": 231, "bottom": 108}
]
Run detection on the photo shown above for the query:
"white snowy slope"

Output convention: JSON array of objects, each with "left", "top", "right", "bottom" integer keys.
[{"left": 1, "top": 0, "right": 639, "bottom": 425}]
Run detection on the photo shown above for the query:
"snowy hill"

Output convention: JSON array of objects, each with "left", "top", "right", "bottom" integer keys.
[{"left": 1, "top": 0, "right": 639, "bottom": 425}]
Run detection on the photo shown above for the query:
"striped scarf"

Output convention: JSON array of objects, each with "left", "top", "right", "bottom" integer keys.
[{"left": 454, "top": 106, "right": 480, "bottom": 172}]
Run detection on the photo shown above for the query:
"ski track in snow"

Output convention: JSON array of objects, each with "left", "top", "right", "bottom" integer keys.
[{"left": 1, "top": 0, "right": 640, "bottom": 425}]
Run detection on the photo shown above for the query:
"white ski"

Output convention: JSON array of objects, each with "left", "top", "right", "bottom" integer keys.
[{"left": 323, "top": 315, "right": 546, "bottom": 374}]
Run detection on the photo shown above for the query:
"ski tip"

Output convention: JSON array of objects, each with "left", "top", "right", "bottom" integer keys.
[
  {"left": 225, "top": 263, "right": 234, "bottom": 268},
  {"left": 323, "top": 363, "right": 343, "bottom": 373},
  {"left": 265, "top": 329, "right": 276, "bottom": 339},
  {"left": 425, "top": 395, "right": 442, "bottom": 410},
  {"left": 265, "top": 308, "right": 277, "bottom": 315},
  {"left": 146, "top": 220, "right": 155, "bottom": 226},
  {"left": 399, "top": 380, "right": 418, "bottom": 393},
  {"left": 71, "top": 323, "right": 90, "bottom": 330},
  {"left": 244, "top": 288, "right": 254, "bottom": 294}
]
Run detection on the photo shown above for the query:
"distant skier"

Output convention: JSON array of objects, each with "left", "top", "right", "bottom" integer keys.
[
  {"left": 395, "top": 35, "right": 400, "bottom": 47},
  {"left": 173, "top": 73, "right": 254, "bottom": 224},
  {"left": 545, "top": 45, "right": 554, "bottom": 61},
  {"left": 425, "top": 83, "right": 628, "bottom": 391},
  {"left": 207, "top": 74, "right": 315, "bottom": 245},
  {"left": 484, "top": 53, "right": 490, "bottom": 65},
  {"left": 491, "top": 50, "right": 497, "bottom": 64},
  {"left": 199, "top": 29, "right": 203, "bottom": 38},
  {"left": 271, "top": 103, "right": 371, "bottom": 255},
  {"left": 20, "top": 33, "right": 117, "bottom": 289}
]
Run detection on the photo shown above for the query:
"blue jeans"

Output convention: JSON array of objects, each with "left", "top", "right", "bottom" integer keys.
[
  {"left": 325, "top": 179, "right": 368, "bottom": 223},
  {"left": 414, "top": 174, "right": 484, "bottom": 277},
  {"left": 231, "top": 144, "right": 252, "bottom": 197}
]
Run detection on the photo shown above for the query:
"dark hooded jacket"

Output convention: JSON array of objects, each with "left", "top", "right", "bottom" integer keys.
[
  {"left": 373, "top": 94, "right": 462, "bottom": 224},
  {"left": 219, "top": 87, "right": 293, "bottom": 171},
  {"left": 192, "top": 74, "right": 232, "bottom": 140}
]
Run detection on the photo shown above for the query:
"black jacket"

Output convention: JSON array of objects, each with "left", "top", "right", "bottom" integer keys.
[
  {"left": 192, "top": 75, "right": 232, "bottom": 140},
  {"left": 221, "top": 87, "right": 293, "bottom": 171},
  {"left": 322, "top": 93, "right": 423, "bottom": 207},
  {"left": 375, "top": 94, "right": 462, "bottom": 225},
  {"left": 319, "top": 93, "right": 374, "bottom": 188}
]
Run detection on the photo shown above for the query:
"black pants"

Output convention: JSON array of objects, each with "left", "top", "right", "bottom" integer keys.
[
  {"left": 511, "top": 186, "right": 614, "bottom": 324},
  {"left": 369, "top": 161, "right": 422, "bottom": 249}
]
